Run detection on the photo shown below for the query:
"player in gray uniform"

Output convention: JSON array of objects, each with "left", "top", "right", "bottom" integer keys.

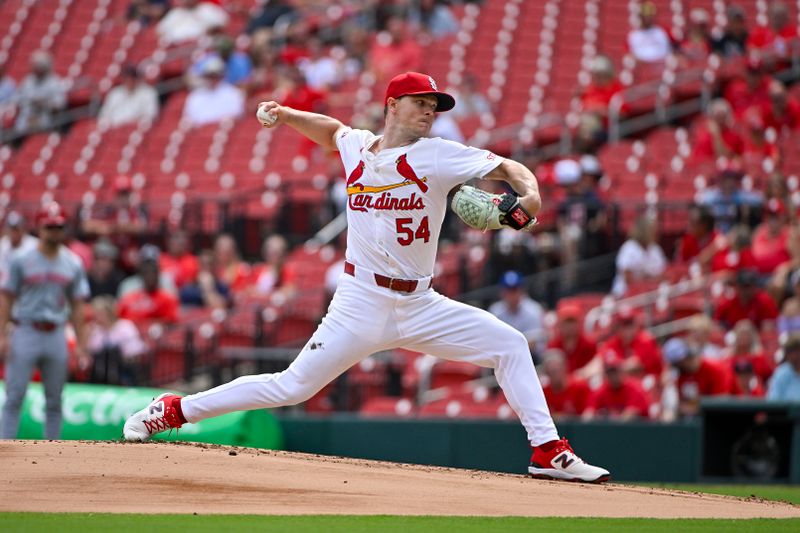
[{"left": 0, "top": 202, "right": 90, "bottom": 439}]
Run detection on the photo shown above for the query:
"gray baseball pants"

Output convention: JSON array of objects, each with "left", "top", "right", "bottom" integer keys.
[{"left": 1, "top": 324, "right": 68, "bottom": 439}]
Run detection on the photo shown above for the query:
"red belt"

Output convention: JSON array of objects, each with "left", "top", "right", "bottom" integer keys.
[
  {"left": 344, "top": 261, "right": 430, "bottom": 293},
  {"left": 19, "top": 321, "right": 59, "bottom": 332}
]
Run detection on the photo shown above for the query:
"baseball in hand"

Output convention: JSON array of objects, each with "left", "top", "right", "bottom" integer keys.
[{"left": 256, "top": 104, "right": 277, "bottom": 127}]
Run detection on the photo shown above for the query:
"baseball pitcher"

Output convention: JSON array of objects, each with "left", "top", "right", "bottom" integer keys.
[{"left": 123, "top": 72, "right": 610, "bottom": 482}]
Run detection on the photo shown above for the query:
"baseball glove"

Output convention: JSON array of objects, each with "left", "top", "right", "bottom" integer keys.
[{"left": 451, "top": 185, "right": 537, "bottom": 231}]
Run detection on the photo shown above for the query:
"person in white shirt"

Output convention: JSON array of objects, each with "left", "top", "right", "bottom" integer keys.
[
  {"left": 298, "top": 37, "right": 344, "bottom": 91},
  {"left": 87, "top": 295, "right": 148, "bottom": 385},
  {"left": 14, "top": 51, "right": 66, "bottom": 134},
  {"left": 489, "top": 271, "right": 547, "bottom": 359},
  {"left": 183, "top": 57, "right": 244, "bottom": 126},
  {"left": 626, "top": 1, "right": 672, "bottom": 63},
  {"left": 612, "top": 214, "right": 667, "bottom": 296},
  {"left": 156, "top": 0, "right": 229, "bottom": 45},
  {"left": 0, "top": 211, "right": 38, "bottom": 278},
  {"left": 124, "top": 70, "right": 610, "bottom": 483},
  {"left": 98, "top": 64, "right": 159, "bottom": 128}
]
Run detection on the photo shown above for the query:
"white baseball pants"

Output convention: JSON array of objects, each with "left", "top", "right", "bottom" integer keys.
[{"left": 182, "top": 273, "right": 559, "bottom": 446}]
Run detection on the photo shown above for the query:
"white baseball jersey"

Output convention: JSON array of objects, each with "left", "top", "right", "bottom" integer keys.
[{"left": 335, "top": 128, "right": 503, "bottom": 279}]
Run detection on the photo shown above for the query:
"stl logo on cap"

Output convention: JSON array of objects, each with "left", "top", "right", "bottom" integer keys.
[{"left": 428, "top": 76, "right": 438, "bottom": 91}]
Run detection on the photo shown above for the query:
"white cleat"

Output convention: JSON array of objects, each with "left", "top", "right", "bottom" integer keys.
[
  {"left": 528, "top": 438, "right": 611, "bottom": 483},
  {"left": 123, "top": 393, "right": 184, "bottom": 442}
]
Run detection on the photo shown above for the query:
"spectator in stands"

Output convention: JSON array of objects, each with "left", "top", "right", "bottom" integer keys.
[
  {"left": 126, "top": 0, "right": 169, "bottom": 25},
  {"left": 449, "top": 72, "right": 491, "bottom": 120},
  {"left": 430, "top": 112, "right": 464, "bottom": 142},
  {"left": 723, "top": 319, "right": 774, "bottom": 385},
  {"left": 704, "top": 224, "right": 757, "bottom": 278},
  {"left": 626, "top": 1, "right": 673, "bottom": 64},
  {"left": 183, "top": 57, "right": 244, "bottom": 126},
  {"left": 297, "top": 36, "right": 345, "bottom": 91},
  {"left": 98, "top": 64, "right": 159, "bottom": 128},
  {"left": 767, "top": 334, "right": 800, "bottom": 401},
  {"left": 0, "top": 62, "right": 15, "bottom": 129},
  {"left": 489, "top": 271, "right": 547, "bottom": 360},
  {"left": 712, "top": 5, "right": 749, "bottom": 58},
  {"left": 117, "top": 246, "right": 179, "bottom": 323},
  {"left": 601, "top": 308, "right": 663, "bottom": 378},
  {"left": 730, "top": 360, "right": 766, "bottom": 397},
  {"left": 156, "top": 0, "right": 229, "bottom": 45},
  {"left": 159, "top": 230, "right": 199, "bottom": 290},
  {"left": 663, "top": 337, "right": 731, "bottom": 417},
  {"left": 214, "top": 234, "right": 251, "bottom": 293},
  {"left": 722, "top": 57, "right": 770, "bottom": 119},
  {"left": 714, "top": 269, "right": 779, "bottom": 331},
  {"left": 679, "top": 8, "right": 713, "bottom": 63},
  {"left": 368, "top": 15, "right": 423, "bottom": 82},
  {"left": 540, "top": 349, "right": 590, "bottom": 418},
  {"left": 547, "top": 302, "right": 598, "bottom": 377},
  {"left": 742, "top": 106, "right": 781, "bottom": 165},
  {"left": 583, "top": 350, "right": 651, "bottom": 421},
  {"left": 698, "top": 170, "right": 762, "bottom": 232},
  {"left": 252, "top": 234, "right": 296, "bottom": 298},
  {"left": 0, "top": 211, "right": 37, "bottom": 275},
  {"left": 778, "top": 270, "right": 800, "bottom": 335},
  {"left": 88, "top": 295, "right": 148, "bottom": 385},
  {"left": 691, "top": 99, "right": 745, "bottom": 163},
  {"left": 759, "top": 79, "right": 800, "bottom": 134},
  {"left": 118, "top": 244, "right": 177, "bottom": 298},
  {"left": 677, "top": 204, "right": 718, "bottom": 263},
  {"left": 751, "top": 199, "right": 790, "bottom": 274},
  {"left": 179, "top": 249, "right": 231, "bottom": 310},
  {"left": 87, "top": 239, "right": 125, "bottom": 298},
  {"left": 611, "top": 215, "right": 667, "bottom": 297},
  {"left": 246, "top": 0, "right": 296, "bottom": 39},
  {"left": 685, "top": 314, "right": 725, "bottom": 360},
  {"left": 13, "top": 51, "right": 66, "bottom": 135},
  {"left": 746, "top": 1, "right": 799, "bottom": 64},
  {"left": 409, "top": 0, "right": 459, "bottom": 38},
  {"left": 188, "top": 35, "right": 252, "bottom": 90},
  {"left": 578, "top": 55, "right": 626, "bottom": 121}
]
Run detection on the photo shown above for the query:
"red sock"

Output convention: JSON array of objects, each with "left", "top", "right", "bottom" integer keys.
[
  {"left": 536, "top": 439, "right": 561, "bottom": 452},
  {"left": 172, "top": 397, "right": 188, "bottom": 424}
]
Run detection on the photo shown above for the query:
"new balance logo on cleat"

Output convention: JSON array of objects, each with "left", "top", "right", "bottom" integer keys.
[
  {"left": 528, "top": 438, "right": 611, "bottom": 484},
  {"left": 553, "top": 453, "right": 576, "bottom": 469}
]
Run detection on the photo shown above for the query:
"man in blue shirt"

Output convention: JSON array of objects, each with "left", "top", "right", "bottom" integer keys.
[{"left": 767, "top": 335, "right": 800, "bottom": 401}]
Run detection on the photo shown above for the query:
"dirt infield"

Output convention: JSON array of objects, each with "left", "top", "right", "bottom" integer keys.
[{"left": 1, "top": 440, "right": 799, "bottom": 518}]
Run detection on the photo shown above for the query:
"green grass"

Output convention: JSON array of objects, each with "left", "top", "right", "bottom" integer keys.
[
  {"left": 1, "top": 515, "right": 799, "bottom": 533},
  {"left": 643, "top": 484, "right": 800, "bottom": 505}
]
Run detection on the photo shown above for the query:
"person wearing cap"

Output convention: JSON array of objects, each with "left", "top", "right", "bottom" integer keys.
[
  {"left": 722, "top": 57, "right": 770, "bottom": 120},
  {"left": 730, "top": 359, "right": 766, "bottom": 397},
  {"left": 767, "top": 334, "right": 800, "bottom": 401},
  {"left": 98, "top": 63, "right": 159, "bottom": 128},
  {"left": 662, "top": 337, "right": 732, "bottom": 417},
  {"left": 600, "top": 308, "right": 664, "bottom": 378},
  {"left": 626, "top": 1, "right": 673, "bottom": 63},
  {"left": 583, "top": 349, "right": 652, "bottom": 421},
  {"left": 0, "top": 202, "right": 90, "bottom": 439},
  {"left": 117, "top": 245, "right": 178, "bottom": 324},
  {"left": 488, "top": 271, "right": 547, "bottom": 360},
  {"left": 611, "top": 214, "right": 666, "bottom": 297},
  {"left": 183, "top": 55, "right": 244, "bottom": 126},
  {"left": 714, "top": 269, "right": 779, "bottom": 330},
  {"left": 117, "top": 244, "right": 178, "bottom": 299},
  {"left": 87, "top": 239, "right": 125, "bottom": 298},
  {"left": 555, "top": 158, "right": 607, "bottom": 270},
  {"left": 712, "top": 5, "right": 749, "bottom": 58},
  {"left": 698, "top": 169, "right": 763, "bottom": 233},
  {"left": 126, "top": 70, "right": 612, "bottom": 484},
  {"left": 540, "top": 349, "right": 591, "bottom": 418},
  {"left": 751, "top": 198, "right": 790, "bottom": 274},
  {"left": 0, "top": 211, "right": 38, "bottom": 277},
  {"left": 547, "top": 302, "right": 598, "bottom": 376},
  {"left": 13, "top": 50, "right": 66, "bottom": 135}
]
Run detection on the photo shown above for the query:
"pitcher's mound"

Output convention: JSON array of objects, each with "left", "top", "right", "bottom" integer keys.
[{"left": 1, "top": 440, "right": 798, "bottom": 518}]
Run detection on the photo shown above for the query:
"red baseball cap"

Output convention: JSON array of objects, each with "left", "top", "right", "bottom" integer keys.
[
  {"left": 556, "top": 302, "right": 582, "bottom": 321},
  {"left": 36, "top": 201, "right": 67, "bottom": 226},
  {"left": 384, "top": 72, "right": 456, "bottom": 112}
]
